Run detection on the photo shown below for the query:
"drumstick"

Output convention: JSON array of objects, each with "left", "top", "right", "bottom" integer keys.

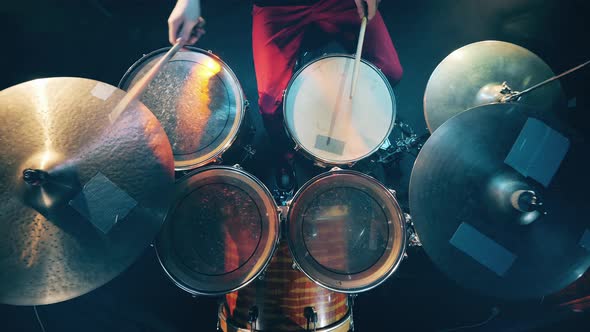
[
  {"left": 109, "top": 38, "right": 184, "bottom": 123},
  {"left": 110, "top": 18, "right": 206, "bottom": 122},
  {"left": 324, "top": 4, "right": 367, "bottom": 147},
  {"left": 349, "top": 5, "right": 368, "bottom": 99}
]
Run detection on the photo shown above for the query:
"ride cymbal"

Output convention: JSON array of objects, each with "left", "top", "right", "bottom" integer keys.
[
  {"left": 410, "top": 102, "right": 589, "bottom": 299},
  {"left": 424, "top": 40, "right": 565, "bottom": 133},
  {"left": 0, "top": 77, "right": 174, "bottom": 305}
]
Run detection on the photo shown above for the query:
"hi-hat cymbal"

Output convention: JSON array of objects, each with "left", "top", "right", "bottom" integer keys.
[
  {"left": 424, "top": 40, "right": 565, "bottom": 133},
  {"left": 410, "top": 102, "right": 589, "bottom": 299},
  {"left": 0, "top": 77, "right": 174, "bottom": 305}
]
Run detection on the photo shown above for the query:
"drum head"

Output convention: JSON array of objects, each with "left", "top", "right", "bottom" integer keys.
[
  {"left": 156, "top": 166, "right": 279, "bottom": 295},
  {"left": 119, "top": 47, "right": 245, "bottom": 170},
  {"left": 287, "top": 170, "right": 406, "bottom": 293},
  {"left": 284, "top": 55, "right": 396, "bottom": 166}
]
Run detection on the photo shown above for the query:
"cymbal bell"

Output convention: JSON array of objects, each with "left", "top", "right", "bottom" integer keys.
[
  {"left": 410, "top": 102, "right": 590, "bottom": 299},
  {"left": 423, "top": 40, "right": 566, "bottom": 133},
  {"left": 0, "top": 77, "right": 175, "bottom": 305}
]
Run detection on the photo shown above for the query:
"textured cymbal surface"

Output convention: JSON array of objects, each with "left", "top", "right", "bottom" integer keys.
[
  {"left": 0, "top": 77, "right": 174, "bottom": 305},
  {"left": 424, "top": 40, "right": 565, "bottom": 132},
  {"left": 410, "top": 103, "right": 590, "bottom": 299}
]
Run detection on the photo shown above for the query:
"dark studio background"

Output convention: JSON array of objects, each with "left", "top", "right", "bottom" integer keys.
[{"left": 1, "top": 0, "right": 590, "bottom": 331}]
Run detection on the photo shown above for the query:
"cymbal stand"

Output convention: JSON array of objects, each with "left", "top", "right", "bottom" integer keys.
[{"left": 501, "top": 59, "right": 590, "bottom": 103}]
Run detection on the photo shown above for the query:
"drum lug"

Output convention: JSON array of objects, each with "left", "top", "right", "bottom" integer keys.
[
  {"left": 292, "top": 261, "right": 301, "bottom": 271},
  {"left": 232, "top": 164, "right": 243, "bottom": 170},
  {"left": 329, "top": 166, "right": 342, "bottom": 172},
  {"left": 207, "top": 49, "right": 213, "bottom": 54},
  {"left": 294, "top": 143, "right": 301, "bottom": 151},
  {"left": 243, "top": 99, "right": 250, "bottom": 108},
  {"left": 404, "top": 213, "right": 412, "bottom": 224},
  {"left": 406, "top": 214, "right": 422, "bottom": 247},
  {"left": 388, "top": 188, "right": 397, "bottom": 197},
  {"left": 257, "top": 270, "right": 266, "bottom": 280}
]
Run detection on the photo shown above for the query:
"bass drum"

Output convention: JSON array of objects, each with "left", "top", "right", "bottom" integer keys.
[
  {"left": 287, "top": 169, "right": 407, "bottom": 293},
  {"left": 283, "top": 55, "right": 396, "bottom": 167},
  {"left": 156, "top": 166, "right": 279, "bottom": 295},
  {"left": 119, "top": 47, "right": 254, "bottom": 171},
  {"left": 218, "top": 243, "right": 352, "bottom": 332}
]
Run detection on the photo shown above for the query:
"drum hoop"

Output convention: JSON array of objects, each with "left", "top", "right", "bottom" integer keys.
[
  {"left": 155, "top": 165, "right": 279, "bottom": 296},
  {"left": 119, "top": 47, "right": 247, "bottom": 171},
  {"left": 286, "top": 169, "right": 407, "bottom": 293},
  {"left": 282, "top": 54, "right": 397, "bottom": 166}
]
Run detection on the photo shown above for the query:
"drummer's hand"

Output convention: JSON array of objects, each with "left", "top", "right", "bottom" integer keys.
[
  {"left": 354, "top": 0, "right": 381, "bottom": 20},
  {"left": 168, "top": 0, "right": 206, "bottom": 45}
]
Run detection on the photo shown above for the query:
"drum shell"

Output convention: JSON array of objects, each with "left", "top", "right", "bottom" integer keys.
[
  {"left": 219, "top": 243, "right": 351, "bottom": 331},
  {"left": 119, "top": 47, "right": 254, "bottom": 171}
]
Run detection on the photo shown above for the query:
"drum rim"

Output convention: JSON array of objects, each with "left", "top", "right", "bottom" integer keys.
[
  {"left": 118, "top": 46, "right": 247, "bottom": 171},
  {"left": 282, "top": 54, "right": 397, "bottom": 166},
  {"left": 155, "top": 165, "right": 279, "bottom": 296},
  {"left": 286, "top": 169, "right": 407, "bottom": 293}
]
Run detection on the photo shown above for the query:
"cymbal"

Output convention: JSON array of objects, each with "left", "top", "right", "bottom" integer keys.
[
  {"left": 409, "top": 102, "right": 590, "bottom": 299},
  {"left": 0, "top": 77, "right": 174, "bottom": 305},
  {"left": 423, "top": 40, "right": 565, "bottom": 133}
]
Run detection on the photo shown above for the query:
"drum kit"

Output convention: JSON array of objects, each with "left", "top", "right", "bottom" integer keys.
[{"left": 1, "top": 38, "right": 589, "bottom": 332}]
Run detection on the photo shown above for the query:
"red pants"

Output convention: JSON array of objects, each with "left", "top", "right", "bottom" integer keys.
[{"left": 252, "top": 0, "right": 403, "bottom": 139}]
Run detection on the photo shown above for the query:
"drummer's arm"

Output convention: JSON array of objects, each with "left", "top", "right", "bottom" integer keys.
[{"left": 168, "top": 0, "right": 203, "bottom": 45}]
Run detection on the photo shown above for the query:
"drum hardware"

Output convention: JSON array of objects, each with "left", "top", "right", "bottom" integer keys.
[
  {"left": 500, "top": 59, "right": 590, "bottom": 103},
  {"left": 304, "top": 306, "right": 319, "bottom": 332},
  {"left": 406, "top": 223, "right": 422, "bottom": 248},
  {"left": 248, "top": 306, "right": 259, "bottom": 332},
  {"left": 424, "top": 40, "right": 566, "bottom": 133},
  {"left": 409, "top": 102, "right": 590, "bottom": 299},
  {"left": 371, "top": 121, "right": 428, "bottom": 164},
  {"left": 0, "top": 77, "right": 174, "bottom": 305}
]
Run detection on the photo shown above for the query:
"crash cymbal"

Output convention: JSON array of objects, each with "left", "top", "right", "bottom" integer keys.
[
  {"left": 424, "top": 40, "right": 565, "bottom": 133},
  {"left": 409, "top": 102, "right": 589, "bottom": 299},
  {"left": 0, "top": 77, "right": 174, "bottom": 305}
]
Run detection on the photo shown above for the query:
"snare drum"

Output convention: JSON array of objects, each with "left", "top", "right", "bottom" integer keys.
[
  {"left": 119, "top": 47, "right": 254, "bottom": 171},
  {"left": 283, "top": 55, "right": 396, "bottom": 167}
]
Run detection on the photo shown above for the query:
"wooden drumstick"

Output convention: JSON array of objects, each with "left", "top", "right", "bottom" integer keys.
[
  {"left": 349, "top": 5, "right": 368, "bottom": 99},
  {"left": 109, "top": 18, "right": 206, "bottom": 122},
  {"left": 109, "top": 38, "right": 184, "bottom": 123}
]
